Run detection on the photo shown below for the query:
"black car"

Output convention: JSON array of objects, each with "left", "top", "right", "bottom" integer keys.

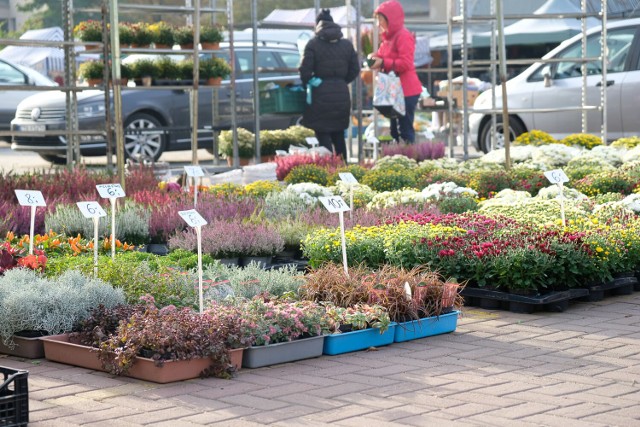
[{"left": 10, "top": 42, "right": 302, "bottom": 163}]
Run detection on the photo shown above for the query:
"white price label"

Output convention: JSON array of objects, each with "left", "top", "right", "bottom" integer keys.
[
  {"left": 305, "top": 137, "right": 319, "bottom": 147},
  {"left": 178, "top": 209, "right": 208, "bottom": 227},
  {"left": 184, "top": 165, "right": 205, "bottom": 177},
  {"left": 15, "top": 190, "right": 46, "bottom": 207},
  {"left": 319, "top": 196, "right": 351, "bottom": 213},
  {"left": 77, "top": 201, "right": 107, "bottom": 218},
  {"left": 338, "top": 172, "right": 358, "bottom": 184},
  {"left": 96, "top": 183, "right": 126, "bottom": 199},
  {"left": 544, "top": 169, "right": 569, "bottom": 184}
]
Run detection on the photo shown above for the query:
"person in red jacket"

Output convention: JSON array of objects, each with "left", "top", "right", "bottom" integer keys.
[{"left": 368, "top": 0, "right": 422, "bottom": 143}]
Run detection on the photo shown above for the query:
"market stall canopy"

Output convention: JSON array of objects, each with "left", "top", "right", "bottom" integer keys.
[
  {"left": 0, "top": 27, "right": 66, "bottom": 78},
  {"left": 472, "top": 0, "right": 601, "bottom": 48},
  {"left": 261, "top": 5, "right": 363, "bottom": 28}
]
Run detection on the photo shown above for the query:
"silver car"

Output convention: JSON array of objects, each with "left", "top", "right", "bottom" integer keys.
[
  {"left": 0, "top": 58, "right": 57, "bottom": 142},
  {"left": 10, "top": 42, "right": 302, "bottom": 163},
  {"left": 470, "top": 17, "right": 640, "bottom": 153}
]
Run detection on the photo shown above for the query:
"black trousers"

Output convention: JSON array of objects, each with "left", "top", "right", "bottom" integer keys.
[{"left": 315, "top": 130, "right": 347, "bottom": 162}]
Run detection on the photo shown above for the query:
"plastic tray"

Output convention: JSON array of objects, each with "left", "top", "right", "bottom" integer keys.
[
  {"left": 0, "top": 366, "right": 29, "bottom": 427},
  {"left": 259, "top": 86, "right": 306, "bottom": 114}
]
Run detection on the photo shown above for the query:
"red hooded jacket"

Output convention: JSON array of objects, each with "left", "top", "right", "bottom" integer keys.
[{"left": 374, "top": 0, "right": 422, "bottom": 97}]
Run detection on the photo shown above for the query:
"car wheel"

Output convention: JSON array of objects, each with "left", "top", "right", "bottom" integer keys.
[
  {"left": 38, "top": 154, "right": 68, "bottom": 164},
  {"left": 123, "top": 113, "right": 166, "bottom": 162},
  {"left": 478, "top": 116, "right": 526, "bottom": 153}
]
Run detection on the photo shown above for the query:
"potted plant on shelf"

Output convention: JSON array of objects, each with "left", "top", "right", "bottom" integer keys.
[
  {"left": 149, "top": 21, "right": 175, "bottom": 49},
  {"left": 119, "top": 62, "right": 134, "bottom": 86},
  {"left": 174, "top": 25, "right": 194, "bottom": 50},
  {"left": 155, "top": 56, "right": 181, "bottom": 83},
  {"left": 199, "top": 57, "right": 231, "bottom": 86},
  {"left": 218, "top": 127, "right": 255, "bottom": 165},
  {"left": 118, "top": 22, "right": 134, "bottom": 48},
  {"left": 0, "top": 268, "right": 125, "bottom": 358},
  {"left": 178, "top": 58, "right": 194, "bottom": 82},
  {"left": 73, "top": 20, "right": 103, "bottom": 45},
  {"left": 130, "top": 22, "right": 155, "bottom": 48},
  {"left": 132, "top": 58, "right": 157, "bottom": 86},
  {"left": 79, "top": 60, "right": 105, "bottom": 86},
  {"left": 200, "top": 24, "right": 224, "bottom": 50}
]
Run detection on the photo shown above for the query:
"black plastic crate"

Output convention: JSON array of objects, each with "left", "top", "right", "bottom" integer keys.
[{"left": 0, "top": 366, "right": 28, "bottom": 427}]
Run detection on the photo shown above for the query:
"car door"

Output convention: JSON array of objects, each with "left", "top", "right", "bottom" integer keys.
[
  {"left": 0, "top": 60, "right": 32, "bottom": 132},
  {"left": 618, "top": 27, "right": 640, "bottom": 138},
  {"left": 530, "top": 26, "right": 635, "bottom": 140}
]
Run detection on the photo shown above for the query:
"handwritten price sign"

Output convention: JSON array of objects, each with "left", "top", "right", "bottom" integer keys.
[
  {"left": 178, "top": 209, "right": 207, "bottom": 228},
  {"left": 184, "top": 165, "right": 205, "bottom": 177},
  {"left": 544, "top": 169, "right": 569, "bottom": 184},
  {"left": 319, "top": 196, "right": 350, "bottom": 213},
  {"left": 77, "top": 202, "right": 107, "bottom": 218},
  {"left": 96, "top": 183, "right": 126, "bottom": 199},
  {"left": 15, "top": 190, "right": 46, "bottom": 207},
  {"left": 338, "top": 172, "right": 358, "bottom": 184}
]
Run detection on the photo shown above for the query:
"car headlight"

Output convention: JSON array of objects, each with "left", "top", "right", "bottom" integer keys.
[{"left": 77, "top": 102, "right": 106, "bottom": 119}]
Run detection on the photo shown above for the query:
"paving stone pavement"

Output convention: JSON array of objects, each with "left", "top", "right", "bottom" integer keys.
[{"left": 2, "top": 293, "right": 640, "bottom": 426}]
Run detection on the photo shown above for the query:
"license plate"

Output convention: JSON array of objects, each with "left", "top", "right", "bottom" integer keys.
[{"left": 18, "top": 124, "right": 46, "bottom": 132}]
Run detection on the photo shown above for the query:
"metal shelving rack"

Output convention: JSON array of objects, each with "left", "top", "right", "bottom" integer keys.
[{"left": 446, "top": 0, "right": 608, "bottom": 161}]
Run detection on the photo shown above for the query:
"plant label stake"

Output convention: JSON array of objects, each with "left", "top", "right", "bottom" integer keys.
[
  {"left": 318, "top": 196, "right": 351, "bottom": 276},
  {"left": 77, "top": 202, "right": 107, "bottom": 278},
  {"left": 14, "top": 190, "right": 46, "bottom": 255},
  {"left": 96, "top": 183, "right": 126, "bottom": 259},
  {"left": 338, "top": 172, "right": 358, "bottom": 220},
  {"left": 184, "top": 165, "right": 205, "bottom": 208},
  {"left": 178, "top": 209, "right": 208, "bottom": 313},
  {"left": 544, "top": 169, "right": 569, "bottom": 227},
  {"left": 366, "top": 136, "right": 379, "bottom": 161}
]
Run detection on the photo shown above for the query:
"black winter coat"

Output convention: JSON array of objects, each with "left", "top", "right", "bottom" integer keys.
[{"left": 299, "top": 21, "right": 360, "bottom": 132}]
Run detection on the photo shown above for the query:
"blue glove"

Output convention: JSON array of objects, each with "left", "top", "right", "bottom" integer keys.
[{"left": 306, "top": 77, "right": 322, "bottom": 105}]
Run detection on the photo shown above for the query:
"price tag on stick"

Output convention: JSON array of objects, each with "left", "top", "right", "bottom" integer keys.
[
  {"left": 544, "top": 169, "right": 570, "bottom": 227},
  {"left": 319, "top": 196, "right": 351, "bottom": 276},
  {"left": 184, "top": 166, "right": 204, "bottom": 208},
  {"left": 338, "top": 173, "right": 358, "bottom": 220},
  {"left": 15, "top": 190, "right": 46, "bottom": 255},
  {"left": 97, "top": 184, "right": 126, "bottom": 259},
  {"left": 77, "top": 202, "right": 107, "bottom": 278},
  {"left": 179, "top": 209, "right": 208, "bottom": 313}
]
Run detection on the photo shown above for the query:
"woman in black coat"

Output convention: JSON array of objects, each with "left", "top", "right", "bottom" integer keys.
[{"left": 299, "top": 9, "right": 360, "bottom": 162}]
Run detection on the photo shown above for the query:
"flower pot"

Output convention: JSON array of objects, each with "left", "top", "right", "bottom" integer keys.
[
  {"left": 393, "top": 311, "right": 459, "bottom": 343},
  {"left": 206, "top": 77, "right": 222, "bottom": 86},
  {"left": 87, "top": 78, "right": 103, "bottom": 87},
  {"left": 154, "top": 43, "right": 171, "bottom": 49},
  {"left": 141, "top": 76, "right": 153, "bottom": 87},
  {"left": 242, "top": 335, "right": 325, "bottom": 368},
  {"left": 442, "top": 282, "right": 460, "bottom": 308},
  {"left": 323, "top": 323, "right": 397, "bottom": 356},
  {"left": 201, "top": 42, "right": 220, "bottom": 50},
  {"left": 229, "top": 347, "right": 244, "bottom": 371},
  {"left": 42, "top": 334, "right": 218, "bottom": 383},
  {"left": 180, "top": 43, "right": 194, "bottom": 50},
  {"left": 0, "top": 335, "right": 45, "bottom": 359}
]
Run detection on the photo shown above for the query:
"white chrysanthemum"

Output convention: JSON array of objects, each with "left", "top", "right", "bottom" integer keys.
[
  {"left": 531, "top": 144, "right": 582, "bottom": 167},
  {"left": 535, "top": 185, "right": 588, "bottom": 200},
  {"left": 480, "top": 145, "right": 535, "bottom": 164},
  {"left": 622, "top": 146, "right": 640, "bottom": 164},
  {"left": 366, "top": 189, "right": 425, "bottom": 210},
  {"left": 419, "top": 157, "right": 459, "bottom": 170},
  {"left": 456, "top": 158, "right": 504, "bottom": 174},
  {"left": 588, "top": 145, "right": 624, "bottom": 166},
  {"left": 621, "top": 193, "right": 640, "bottom": 213},
  {"left": 421, "top": 181, "right": 478, "bottom": 200}
]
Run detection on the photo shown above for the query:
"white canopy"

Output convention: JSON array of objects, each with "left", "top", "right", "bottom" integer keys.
[
  {"left": 261, "top": 5, "right": 362, "bottom": 28},
  {"left": 472, "top": 0, "right": 601, "bottom": 47},
  {"left": 0, "top": 27, "right": 65, "bottom": 78}
]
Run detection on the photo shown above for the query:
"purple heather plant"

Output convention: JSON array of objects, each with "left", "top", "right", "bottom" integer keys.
[{"left": 381, "top": 140, "right": 446, "bottom": 161}]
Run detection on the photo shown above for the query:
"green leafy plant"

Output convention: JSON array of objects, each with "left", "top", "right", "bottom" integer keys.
[
  {"left": 179, "top": 58, "right": 194, "bottom": 80},
  {"left": 200, "top": 25, "right": 224, "bottom": 44},
  {"left": 118, "top": 23, "right": 134, "bottom": 46},
  {"left": 73, "top": 20, "right": 103, "bottom": 42},
  {"left": 155, "top": 56, "right": 181, "bottom": 80},
  {"left": 173, "top": 25, "right": 194, "bottom": 46},
  {"left": 325, "top": 303, "right": 391, "bottom": 333},
  {"left": 78, "top": 61, "right": 104, "bottom": 80},
  {"left": 148, "top": 21, "right": 174, "bottom": 47},
  {"left": 284, "top": 164, "right": 329, "bottom": 186},
  {"left": 199, "top": 57, "right": 231, "bottom": 79},
  {"left": 130, "top": 22, "right": 154, "bottom": 46},
  {"left": 132, "top": 59, "right": 157, "bottom": 78},
  {"left": 218, "top": 128, "right": 255, "bottom": 158}
]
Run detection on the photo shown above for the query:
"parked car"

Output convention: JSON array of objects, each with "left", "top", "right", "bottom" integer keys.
[
  {"left": 10, "top": 41, "right": 303, "bottom": 163},
  {"left": 0, "top": 58, "right": 57, "bottom": 142},
  {"left": 470, "top": 17, "right": 640, "bottom": 153}
]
